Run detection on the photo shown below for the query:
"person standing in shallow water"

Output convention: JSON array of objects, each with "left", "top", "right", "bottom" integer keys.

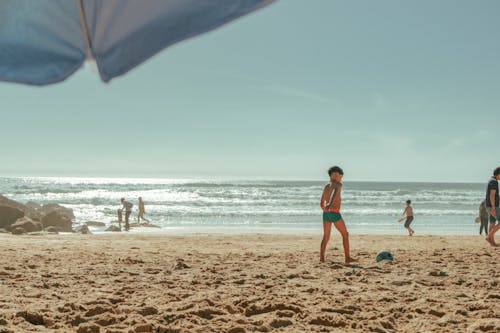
[
  {"left": 120, "top": 198, "right": 133, "bottom": 231},
  {"left": 399, "top": 200, "right": 415, "bottom": 236},
  {"left": 137, "top": 197, "right": 150, "bottom": 224},
  {"left": 319, "top": 166, "right": 357, "bottom": 264}
]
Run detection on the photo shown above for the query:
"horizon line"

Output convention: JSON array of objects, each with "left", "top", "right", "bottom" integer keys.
[{"left": 0, "top": 175, "right": 487, "bottom": 185}]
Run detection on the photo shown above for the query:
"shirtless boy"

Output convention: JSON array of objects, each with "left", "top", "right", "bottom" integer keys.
[
  {"left": 320, "top": 166, "right": 357, "bottom": 264},
  {"left": 399, "top": 200, "right": 414, "bottom": 236}
]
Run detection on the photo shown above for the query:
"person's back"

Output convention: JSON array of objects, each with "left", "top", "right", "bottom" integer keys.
[{"left": 124, "top": 200, "right": 133, "bottom": 212}]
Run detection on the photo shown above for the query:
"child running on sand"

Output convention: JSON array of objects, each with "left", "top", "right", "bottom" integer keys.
[
  {"left": 399, "top": 199, "right": 415, "bottom": 236},
  {"left": 320, "top": 166, "right": 357, "bottom": 264}
]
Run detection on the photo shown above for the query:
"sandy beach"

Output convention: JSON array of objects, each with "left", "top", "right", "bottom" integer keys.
[{"left": 0, "top": 233, "right": 498, "bottom": 332}]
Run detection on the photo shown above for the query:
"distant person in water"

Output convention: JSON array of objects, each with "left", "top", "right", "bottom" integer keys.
[
  {"left": 479, "top": 200, "right": 489, "bottom": 236},
  {"left": 137, "top": 197, "right": 150, "bottom": 224},
  {"left": 120, "top": 198, "right": 133, "bottom": 231},
  {"left": 485, "top": 167, "right": 500, "bottom": 246},
  {"left": 399, "top": 200, "right": 414, "bottom": 236},
  {"left": 320, "top": 166, "right": 357, "bottom": 264}
]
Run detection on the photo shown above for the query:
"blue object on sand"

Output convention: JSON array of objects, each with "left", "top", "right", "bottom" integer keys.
[{"left": 376, "top": 251, "right": 393, "bottom": 262}]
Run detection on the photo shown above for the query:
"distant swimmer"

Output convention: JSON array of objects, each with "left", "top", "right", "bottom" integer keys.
[
  {"left": 320, "top": 166, "right": 357, "bottom": 264},
  {"left": 137, "top": 197, "right": 150, "bottom": 224},
  {"left": 399, "top": 199, "right": 415, "bottom": 236}
]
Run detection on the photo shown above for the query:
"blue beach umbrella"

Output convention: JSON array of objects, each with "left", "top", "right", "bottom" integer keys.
[{"left": 0, "top": 0, "right": 274, "bottom": 85}]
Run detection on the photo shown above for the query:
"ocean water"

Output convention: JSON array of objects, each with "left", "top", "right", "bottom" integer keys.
[{"left": 0, "top": 177, "right": 488, "bottom": 235}]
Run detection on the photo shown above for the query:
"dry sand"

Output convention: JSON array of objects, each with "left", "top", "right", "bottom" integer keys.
[{"left": 0, "top": 233, "right": 498, "bottom": 332}]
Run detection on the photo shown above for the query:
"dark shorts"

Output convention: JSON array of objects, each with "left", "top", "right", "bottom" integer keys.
[
  {"left": 404, "top": 216, "right": 414, "bottom": 228},
  {"left": 323, "top": 211, "right": 342, "bottom": 223}
]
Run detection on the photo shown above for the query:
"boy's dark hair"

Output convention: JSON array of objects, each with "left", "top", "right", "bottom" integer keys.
[
  {"left": 328, "top": 166, "right": 344, "bottom": 176},
  {"left": 406, "top": 200, "right": 411, "bottom": 204},
  {"left": 494, "top": 167, "right": 500, "bottom": 176}
]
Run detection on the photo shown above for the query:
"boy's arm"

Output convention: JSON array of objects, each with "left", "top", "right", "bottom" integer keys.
[
  {"left": 331, "top": 183, "right": 341, "bottom": 199},
  {"left": 320, "top": 186, "right": 327, "bottom": 210},
  {"left": 490, "top": 189, "right": 496, "bottom": 215},
  {"left": 402, "top": 207, "right": 408, "bottom": 216},
  {"left": 326, "top": 183, "right": 340, "bottom": 209}
]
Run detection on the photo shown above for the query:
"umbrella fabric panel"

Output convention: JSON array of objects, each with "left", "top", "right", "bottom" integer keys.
[
  {"left": 0, "top": 0, "right": 86, "bottom": 85},
  {"left": 82, "top": 0, "right": 274, "bottom": 82},
  {"left": 0, "top": 0, "right": 274, "bottom": 85}
]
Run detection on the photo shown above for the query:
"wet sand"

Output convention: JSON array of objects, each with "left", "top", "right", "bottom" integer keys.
[{"left": 0, "top": 233, "right": 498, "bottom": 332}]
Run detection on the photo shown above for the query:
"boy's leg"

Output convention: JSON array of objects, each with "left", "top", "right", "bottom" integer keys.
[
  {"left": 333, "top": 219, "right": 357, "bottom": 263},
  {"left": 486, "top": 223, "right": 499, "bottom": 246},
  {"left": 320, "top": 221, "right": 332, "bottom": 262},
  {"left": 485, "top": 209, "right": 497, "bottom": 245},
  {"left": 488, "top": 222, "right": 496, "bottom": 237},
  {"left": 404, "top": 219, "right": 414, "bottom": 236}
]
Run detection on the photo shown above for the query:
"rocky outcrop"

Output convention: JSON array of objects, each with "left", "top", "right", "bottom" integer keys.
[
  {"left": 0, "top": 195, "right": 44, "bottom": 224},
  {"left": 0, "top": 195, "right": 25, "bottom": 228},
  {"left": 0, "top": 195, "right": 74, "bottom": 232},
  {"left": 40, "top": 203, "right": 74, "bottom": 220},
  {"left": 105, "top": 225, "right": 121, "bottom": 232},
  {"left": 44, "top": 226, "right": 59, "bottom": 234},
  {"left": 85, "top": 221, "right": 106, "bottom": 227},
  {"left": 0, "top": 206, "right": 24, "bottom": 228},
  {"left": 25, "top": 201, "right": 42, "bottom": 211},
  {"left": 41, "top": 211, "right": 72, "bottom": 232},
  {"left": 10, "top": 217, "right": 43, "bottom": 233},
  {"left": 11, "top": 227, "right": 26, "bottom": 235},
  {"left": 23, "top": 201, "right": 43, "bottom": 220},
  {"left": 74, "top": 225, "right": 92, "bottom": 234}
]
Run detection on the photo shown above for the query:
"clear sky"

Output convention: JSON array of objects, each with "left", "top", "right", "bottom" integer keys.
[{"left": 1, "top": 0, "right": 499, "bottom": 182}]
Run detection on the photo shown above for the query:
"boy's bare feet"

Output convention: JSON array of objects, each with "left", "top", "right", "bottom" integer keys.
[
  {"left": 345, "top": 257, "right": 358, "bottom": 264},
  {"left": 486, "top": 237, "right": 497, "bottom": 247},
  {"left": 320, "top": 256, "right": 325, "bottom": 263}
]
